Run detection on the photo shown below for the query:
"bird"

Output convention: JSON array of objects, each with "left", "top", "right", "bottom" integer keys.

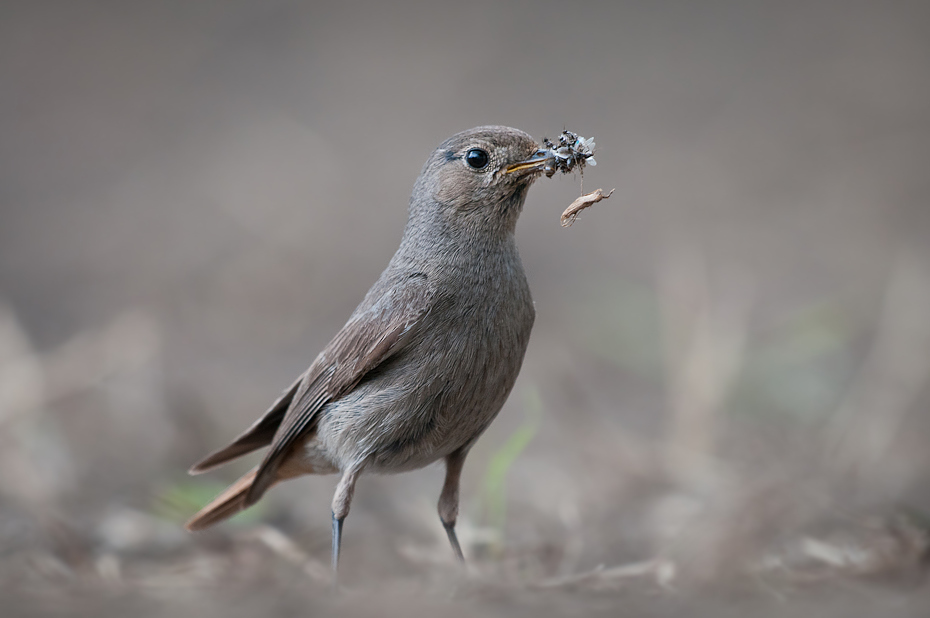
[{"left": 185, "top": 125, "right": 553, "bottom": 575}]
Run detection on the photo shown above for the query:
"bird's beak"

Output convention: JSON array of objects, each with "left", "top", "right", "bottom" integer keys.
[{"left": 506, "top": 149, "right": 550, "bottom": 175}]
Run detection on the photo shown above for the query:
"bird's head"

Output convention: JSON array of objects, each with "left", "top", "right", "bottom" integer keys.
[{"left": 410, "top": 126, "right": 549, "bottom": 237}]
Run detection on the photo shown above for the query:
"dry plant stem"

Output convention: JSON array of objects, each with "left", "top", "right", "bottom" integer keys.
[
  {"left": 658, "top": 244, "right": 752, "bottom": 482},
  {"left": 560, "top": 188, "right": 614, "bottom": 227},
  {"left": 825, "top": 248, "right": 930, "bottom": 484}
]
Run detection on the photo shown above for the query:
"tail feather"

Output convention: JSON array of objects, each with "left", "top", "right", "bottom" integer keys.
[
  {"left": 185, "top": 468, "right": 258, "bottom": 531},
  {"left": 188, "top": 377, "right": 302, "bottom": 475},
  {"left": 188, "top": 440, "right": 270, "bottom": 476}
]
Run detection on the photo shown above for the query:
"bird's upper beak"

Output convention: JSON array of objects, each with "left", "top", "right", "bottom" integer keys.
[{"left": 505, "top": 148, "right": 550, "bottom": 175}]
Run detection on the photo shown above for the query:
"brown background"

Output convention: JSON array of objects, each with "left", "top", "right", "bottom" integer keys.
[{"left": 2, "top": 1, "right": 929, "bottom": 616}]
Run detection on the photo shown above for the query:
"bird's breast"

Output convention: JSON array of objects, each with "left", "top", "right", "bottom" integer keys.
[{"left": 317, "top": 249, "right": 535, "bottom": 473}]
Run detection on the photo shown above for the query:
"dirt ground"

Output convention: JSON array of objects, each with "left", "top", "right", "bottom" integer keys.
[{"left": 1, "top": 2, "right": 929, "bottom": 616}]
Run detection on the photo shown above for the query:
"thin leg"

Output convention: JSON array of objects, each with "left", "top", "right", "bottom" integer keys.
[
  {"left": 438, "top": 449, "right": 467, "bottom": 563},
  {"left": 444, "top": 520, "right": 465, "bottom": 563},
  {"left": 331, "top": 512, "right": 343, "bottom": 574},
  {"left": 331, "top": 467, "right": 361, "bottom": 581}
]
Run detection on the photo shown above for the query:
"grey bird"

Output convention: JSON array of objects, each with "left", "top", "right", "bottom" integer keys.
[{"left": 186, "top": 126, "right": 553, "bottom": 573}]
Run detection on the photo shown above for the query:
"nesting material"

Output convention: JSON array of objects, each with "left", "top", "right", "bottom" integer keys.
[{"left": 561, "top": 188, "right": 614, "bottom": 227}]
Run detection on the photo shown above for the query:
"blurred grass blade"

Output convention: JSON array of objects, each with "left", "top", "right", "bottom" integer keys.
[
  {"left": 152, "top": 478, "right": 266, "bottom": 527},
  {"left": 479, "top": 387, "right": 542, "bottom": 545}
]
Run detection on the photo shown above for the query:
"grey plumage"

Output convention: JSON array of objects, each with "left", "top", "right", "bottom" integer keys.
[{"left": 186, "top": 126, "right": 550, "bottom": 573}]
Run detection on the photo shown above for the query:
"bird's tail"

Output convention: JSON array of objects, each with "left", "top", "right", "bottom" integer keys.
[{"left": 185, "top": 467, "right": 259, "bottom": 531}]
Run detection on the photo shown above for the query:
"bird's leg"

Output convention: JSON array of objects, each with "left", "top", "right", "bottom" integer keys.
[
  {"left": 438, "top": 448, "right": 468, "bottom": 563},
  {"left": 331, "top": 467, "right": 361, "bottom": 581}
]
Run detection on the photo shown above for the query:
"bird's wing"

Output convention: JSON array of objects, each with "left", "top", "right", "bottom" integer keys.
[{"left": 244, "top": 276, "right": 435, "bottom": 505}]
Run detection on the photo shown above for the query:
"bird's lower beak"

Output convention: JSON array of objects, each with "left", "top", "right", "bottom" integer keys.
[{"left": 506, "top": 149, "right": 550, "bottom": 175}]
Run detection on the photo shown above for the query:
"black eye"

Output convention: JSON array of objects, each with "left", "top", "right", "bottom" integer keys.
[{"left": 465, "top": 148, "right": 489, "bottom": 170}]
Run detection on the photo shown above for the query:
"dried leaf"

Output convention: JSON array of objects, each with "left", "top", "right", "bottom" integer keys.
[{"left": 560, "top": 188, "right": 614, "bottom": 227}]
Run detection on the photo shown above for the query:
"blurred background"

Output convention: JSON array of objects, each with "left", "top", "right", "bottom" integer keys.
[{"left": 2, "top": 1, "right": 929, "bottom": 616}]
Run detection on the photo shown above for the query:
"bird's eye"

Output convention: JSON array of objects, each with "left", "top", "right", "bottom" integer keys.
[{"left": 465, "top": 148, "right": 489, "bottom": 170}]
